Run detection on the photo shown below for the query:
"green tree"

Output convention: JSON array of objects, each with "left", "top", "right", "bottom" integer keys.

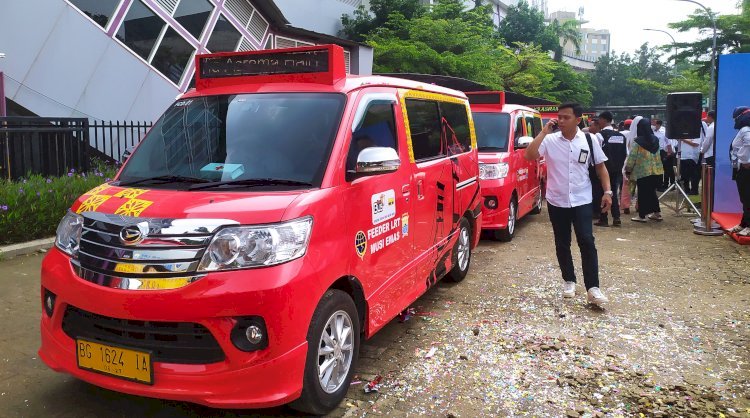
[
  {"left": 668, "top": 1, "right": 750, "bottom": 74},
  {"left": 546, "top": 19, "right": 582, "bottom": 62},
  {"left": 340, "top": 0, "right": 424, "bottom": 42},
  {"left": 590, "top": 44, "right": 672, "bottom": 106},
  {"left": 496, "top": 0, "right": 557, "bottom": 51}
]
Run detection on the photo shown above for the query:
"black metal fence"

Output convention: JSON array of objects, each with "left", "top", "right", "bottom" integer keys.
[
  {"left": 90, "top": 120, "right": 152, "bottom": 164},
  {"left": 0, "top": 117, "right": 152, "bottom": 180}
]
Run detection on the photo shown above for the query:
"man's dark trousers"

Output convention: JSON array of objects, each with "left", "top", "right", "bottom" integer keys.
[
  {"left": 598, "top": 172, "right": 622, "bottom": 223},
  {"left": 680, "top": 159, "right": 699, "bottom": 194},
  {"left": 548, "top": 202, "right": 600, "bottom": 290}
]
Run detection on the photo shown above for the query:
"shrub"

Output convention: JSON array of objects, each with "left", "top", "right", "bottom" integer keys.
[{"left": 0, "top": 162, "right": 118, "bottom": 246}]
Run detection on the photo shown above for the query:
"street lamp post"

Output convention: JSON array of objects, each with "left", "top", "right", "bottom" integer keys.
[
  {"left": 0, "top": 52, "right": 6, "bottom": 117},
  {"left": 644, "top": 28, "right": 678, "bottom": 71},
  {"left": 675, "top": 0, "right": 717, "bottom": 110}
]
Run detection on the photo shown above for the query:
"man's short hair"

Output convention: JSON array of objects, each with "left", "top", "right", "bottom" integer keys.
[
  {"left": 654, "top": 119, "right": 663, "bottom": 126},
  {"left": 707, "top": 110, "right": 716, "bottom": 119},
  {"left": 559, "top": 102, "right": 583, "bottom": 117},
  {"left": 598, "top": 111, "right": 613, "bottom": 122}
]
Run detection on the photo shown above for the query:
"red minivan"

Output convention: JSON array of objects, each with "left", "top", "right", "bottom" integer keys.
[
  {"left": 468, "top": 92, "right": 544, "bottom": 241},
  {"left": 39, "top": 45, "right": 482, "bottom": 414}
]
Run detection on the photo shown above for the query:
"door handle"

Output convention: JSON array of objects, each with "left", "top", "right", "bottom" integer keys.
[{"left": 402, "top": 184, "right": 410, "bottom": 196}]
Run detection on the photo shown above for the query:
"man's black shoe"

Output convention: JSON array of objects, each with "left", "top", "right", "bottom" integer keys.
[
  {"left": 613, "top": 218, "right": 622, "bottom": 227},
  {"left": 623, "top": 208, "right": 630, "bottom": 214},
  {"left": 594, "top": 220, "right": 610, "bottom": 227}
]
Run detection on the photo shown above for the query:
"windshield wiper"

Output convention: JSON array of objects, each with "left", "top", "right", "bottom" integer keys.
[
  {"left": 118, "top": 175, "right": 211, "bottom": 187},
  {"left": 188, "top": 178, "right": 313, "bottom": 191}
]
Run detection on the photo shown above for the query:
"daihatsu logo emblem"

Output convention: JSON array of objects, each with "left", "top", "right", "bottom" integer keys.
[{"left": 120, "top": 222, "right": 149, "bottom": 245}]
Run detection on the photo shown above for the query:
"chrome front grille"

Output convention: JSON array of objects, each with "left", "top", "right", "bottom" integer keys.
[{"left": 75, "top": 212, "right": 238, "bottom": 290}]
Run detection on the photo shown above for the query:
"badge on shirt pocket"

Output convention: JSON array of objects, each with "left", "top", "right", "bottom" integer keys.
[{"left": 578, "top": 149, "right": 589, "bottom": 164}]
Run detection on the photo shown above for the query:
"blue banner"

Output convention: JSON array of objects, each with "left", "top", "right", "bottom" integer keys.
[{"left": 714, "top": 53, "right": 750, "bottom": 213}]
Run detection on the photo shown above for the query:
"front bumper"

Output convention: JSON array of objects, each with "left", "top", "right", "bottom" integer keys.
[
  {"left": 38, "top": 248, "right": 317, "bottom": 409},
  {"left": 479, "top": 180, "right": 512, "bottom": 230}
]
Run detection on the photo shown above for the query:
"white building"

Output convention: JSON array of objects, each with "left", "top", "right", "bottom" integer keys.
[{"left": 0, "top": 0, "right": 373, "bottom": 122}]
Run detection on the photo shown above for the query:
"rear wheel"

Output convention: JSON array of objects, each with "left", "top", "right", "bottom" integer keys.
[
  {"left": 291, "top": 290, "right": 360, "bottom": 415},
  {"left": 446, "top": 217, "right": 472, "bottom": 282},
  {"left": 493, "top": 197, "right": 517, "bottom": 242},
  {"left": 530, "top": 189, "right": 543, "bottom": 215}
]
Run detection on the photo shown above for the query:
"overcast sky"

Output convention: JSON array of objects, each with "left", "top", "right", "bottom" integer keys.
[{"left": 545, "top": 0, "right": 741, "bottom": 56}]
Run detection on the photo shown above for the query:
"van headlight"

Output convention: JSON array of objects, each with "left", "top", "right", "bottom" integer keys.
[
  {"left": 479, "top": 162, "right": 509, "bottom": 180},
  {"left": 55, "top": 211, "right": 83, "bottom": 257},
  {"left": 198, "top": 217, "right": 313, "bottom": 271}
]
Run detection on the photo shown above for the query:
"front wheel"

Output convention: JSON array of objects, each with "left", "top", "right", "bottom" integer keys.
[
  {"left": 446, "top": 217, "right": 472, "bottom": 282},
  {"left": 290, "top": 290, "right": 360, "bottom": 415},
  {"left": 493, "top": 198, "right": 517, "bottom": 242},
  {"left": 530, "top": 189, "right": 543, "bottom": 215}
]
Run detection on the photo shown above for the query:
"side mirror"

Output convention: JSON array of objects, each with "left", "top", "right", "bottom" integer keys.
[
  {"left": 516, "top": 136, "right": 534, "bottom": 149},
  {"left": 355, "top": 147, "right": 401, "bottom": 175}
]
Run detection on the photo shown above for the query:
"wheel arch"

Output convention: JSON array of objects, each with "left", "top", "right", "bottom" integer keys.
[{"left": 328, "top": 276, "right": 367, "bottom": 334}]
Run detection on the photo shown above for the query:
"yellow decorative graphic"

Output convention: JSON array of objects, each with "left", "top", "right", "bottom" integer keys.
[
  {"left": 114, "top": 199, "right": 154, "bottom": 217},
  {"left": 114, "top": 188, "right": 149, "bottom": 199},
  {"left": 76, "top": 195, "right": 112, "bottom": 213},
  {"left": 84, "top": 183, "right": 111, "bottom": 196},
  {"left": 399, "top": 89, "right": 476, "bottom": 162}
]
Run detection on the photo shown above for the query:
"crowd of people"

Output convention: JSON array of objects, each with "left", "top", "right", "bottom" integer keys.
[{"left": 584, "top": 110, "right": 716, "bottom": 226}]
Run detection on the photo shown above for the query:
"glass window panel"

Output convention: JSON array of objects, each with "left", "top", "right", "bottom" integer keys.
[
  {"left": 152, "top": 27, "right": 196, "bottom": 84},
  {"left": 69, "top": 0, "right": 120, "bottom": 28},
  {"left": 206, "top": 15, "right": 242, "bottom": 52},
  {"left": 440, "top": 102, "right": 471, "bottom": 155},
  {"left": 116, "top": 1, "right": 166, "bottom": 61},
  {"left": 347, "top": 102, "right": 398, "bottom": 171},
  {"left": 174, "top": 0, "right": 214, "bottom": 40},
  {"left": 405, "top": 99, "right": 443, "bottom": 160},
  {"left": 473, "top": 113, "right": 510, "bottom": 152}
]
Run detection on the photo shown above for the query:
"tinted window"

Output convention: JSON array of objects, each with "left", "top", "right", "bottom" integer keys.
[
  {"left": 152, "top": 28, "right": 196, "bottom": 84},
  {"left": 473, "top": 112, "right": 511, "bottom": 152},
  {"left": 116, "top": 1, "right": 166, "bottom": 61},
  {"left": 119, "top": 93, "right": 346, "bottom": 189},
  {"left": 69, "top": 0, "right": 120, "bottom": 28},
  {"left": 513, "top": 116, "right": 525, "bottom": 143},
  {"left": 206, "top": 14, "right": 242, "bottom": 52},
  {"left": 532, "top": 116, "right": 543, "bottom": 137},
  {"left": 174, "top": 0, "right": 213, "bottom": 40},
  {"left": 405, "top": 99, "right": 443, "bottom": 160},
  {"left": 348, "top": 102, "right": 398, "bottom": 171},
  {"left": 440, "top": 102, "right": 471, "bottom": 155}
]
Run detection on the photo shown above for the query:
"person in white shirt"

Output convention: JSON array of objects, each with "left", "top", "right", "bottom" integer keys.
[
  {"left": 652, "top": 119, "right": 674, "bottom": 190},
  {"left": 678, "top": 128, "right": 702, "bottom": 195},
  {"left": 701, "top": 111, "right": 715, "bottom": 167},
  {"left": 729, "top": 107, "right": 750, "bottom": 236},
  {"left": 524, "top": 103, "right": 612, "bottom": 306}
]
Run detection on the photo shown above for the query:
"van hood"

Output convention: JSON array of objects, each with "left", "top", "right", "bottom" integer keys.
[
  {"left": 478, "top": 152, "right": 511, "bottom": 164},
  {"left": 71, "top": 184, "right": 304, "bottom": 224}
]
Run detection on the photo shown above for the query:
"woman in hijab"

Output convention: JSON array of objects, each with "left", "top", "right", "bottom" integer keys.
[
  {"left": 625, "top": 117, "right": 664, "bottom": 222},
  {"left": 729, "top": 107, "right": 750, "bottom": 236}
]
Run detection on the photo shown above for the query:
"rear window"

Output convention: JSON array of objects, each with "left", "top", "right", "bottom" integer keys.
[
  {"left": 440, "top": 102, "right": 472, "bottom": 155},
  {"left": 405, "top": 99, "right": 443, "bottom": 160},
  {"left": 473, "top": 112, "right": 511, "bottom": 152}
]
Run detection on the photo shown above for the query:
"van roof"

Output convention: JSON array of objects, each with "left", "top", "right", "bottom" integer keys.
[
  {"left": 187, "top": 44, "right": 467, "bottom": 100},
  {"left": 182, "top": 74, "right": 469, "bottom": 99}
]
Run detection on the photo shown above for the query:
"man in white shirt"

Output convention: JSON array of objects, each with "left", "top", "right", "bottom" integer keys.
[
  {"left": 701, "top": 111, "right": 715, "bottom": 166},
  {"left": 525, "top": 103, "right": 612, "bottom": 306},
  {"left": 678, "top": 129, "right": 702, "bottom": 195},
  {"left": 652, "top": 119, "right": 674, "bottom": 190}
]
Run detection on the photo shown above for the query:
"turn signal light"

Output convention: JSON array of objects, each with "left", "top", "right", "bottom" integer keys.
[{"left": 43, "top": 289, "right": 56, "bottom": 317}]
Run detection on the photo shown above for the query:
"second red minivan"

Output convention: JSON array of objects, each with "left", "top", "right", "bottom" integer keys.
[{"left": 468, "top": 92, "right": 544, "bottom": 241}]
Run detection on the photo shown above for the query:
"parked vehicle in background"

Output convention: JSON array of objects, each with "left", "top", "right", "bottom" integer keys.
[
  {"left": 39, "top": 45, "right": 482, "bottom": 415},
  {"left": 468, "top": 91, "right": 544, "bottom": 241}
]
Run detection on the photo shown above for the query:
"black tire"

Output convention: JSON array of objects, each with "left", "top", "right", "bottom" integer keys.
[
  {"left": 530, "top": 189, "right": 543, "bottom": 215},
  {"left": 493, "top": 197, "right": 517, "bottom": 242},
  {"left": 446, "top": 217, "right": 472, "bottom": 282},
  {"left": 290, "top": 290, "right": 360, "bottom": 415}
]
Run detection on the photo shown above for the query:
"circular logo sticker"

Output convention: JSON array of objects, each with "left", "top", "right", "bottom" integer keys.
[{"left": 355, "top": 231, "right": 367, "bottom": 259}]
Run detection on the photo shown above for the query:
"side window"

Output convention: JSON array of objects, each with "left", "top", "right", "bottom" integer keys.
[
  {"left": 532, "top": 116, "right": 543, "bottom": 137},
  {"left": 513, "top": 115, "right": 525, "bottom": 144},
  {"left": 525, "top": 115, "right": 535, "bottom": 138},
  {"left": 405, "top": 99, "right": 443, "bottom": 161},
  {"left": 440, "top": 102, "right": 472, "bottom": 155},
  {"left": 348, "top": 102, "right": 398, "bottom": 171}
]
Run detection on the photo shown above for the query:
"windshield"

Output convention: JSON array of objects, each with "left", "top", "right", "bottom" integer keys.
[
  {"left": 473, "top": 112, "right": 511, "bottom": 152},
  {"left": 118, "top": 93, "right": 346, "bottom": 190}
]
